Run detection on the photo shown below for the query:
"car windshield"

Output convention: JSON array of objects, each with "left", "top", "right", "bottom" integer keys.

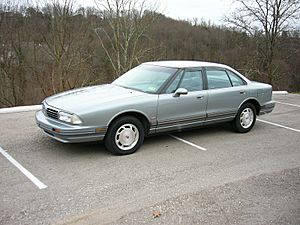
[{"left": 112, "top": 65, "right": 178, "bottom": 93}]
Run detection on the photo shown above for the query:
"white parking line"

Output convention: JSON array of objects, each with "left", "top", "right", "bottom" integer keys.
[
  {"left": 257, "top": 119, "right": 300, "bottom": 133},
  {"left": 0, "top": 147, "right": 47, "bottom": 189},
  {"left": 169, "top": 134, "right": 207, "bottom": 151},
  {"left": 275, "top": 101, "right": 300, "bottom": 108}
]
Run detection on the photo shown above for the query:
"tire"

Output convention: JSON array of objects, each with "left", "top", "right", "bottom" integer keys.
[
  {"left": 104, "top": 116, "right": 145, "bottom": 155},
  {"left": 232, "top": 103, "right": 256, "bottom": 133}
]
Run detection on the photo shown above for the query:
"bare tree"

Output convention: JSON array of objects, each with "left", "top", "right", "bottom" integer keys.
[
  {"left": 36, "top": 0, "right": 97, "bottom": 94},
  {"left": 94, "top": 0, "right": 159, "bottom": 78},
  {"left": 226, "top": 0, "right": 300, "bottom": 83},
  {"left": 0, "top": 1, "right": 27, "bottom": 107}
]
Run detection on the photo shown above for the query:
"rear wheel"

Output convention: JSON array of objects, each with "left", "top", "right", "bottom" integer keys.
[
  {"left": 232, "top": 103, "right": 256, "bottom": 133},
  {"left": 104, "top": 116, "right": 145, "bottom": 155}
]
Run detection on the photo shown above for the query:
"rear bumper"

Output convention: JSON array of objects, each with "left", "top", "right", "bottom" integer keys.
[
  {"left": 259, "top": 101, "right": 275, "bottom": 115},
  {"left": 35, "top": 110, "right": 106, "bottom": 143}
]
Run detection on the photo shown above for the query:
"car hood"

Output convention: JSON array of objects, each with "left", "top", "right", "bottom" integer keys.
[{"left": 45, "top": 84, "right": 146, "bottom": 113}]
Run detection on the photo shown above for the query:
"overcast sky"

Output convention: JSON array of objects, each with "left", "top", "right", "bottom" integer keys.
[
  {"left": 78, "top": 0, "right": 235, "bottom": 25},
  {"left": 159, "top": 0, "right": 234, "bottom": 24}
]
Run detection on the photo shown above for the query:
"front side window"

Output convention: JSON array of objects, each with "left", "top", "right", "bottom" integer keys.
[
  {"left": 113, "top": 65, "right": 178, "bottom": 93},
  {"left": 178, "top": 70, "right": 203, "bottom": 92},
  {"left": 165, "top": 71, "right": 184, "bottom": 94},
  {"left": 206, "top": 69, "right": 232, "bottom": 89},
  {"left": 165, "top": 70, "right": 203, "bottom": 93}
]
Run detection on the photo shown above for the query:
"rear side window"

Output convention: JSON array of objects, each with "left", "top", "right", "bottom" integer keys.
[
  {"left": 227, "top": 70, "right": 245, "bottom": 86},
  {"left": 206, "top": 70, "right": 232, "bottom": 89}
]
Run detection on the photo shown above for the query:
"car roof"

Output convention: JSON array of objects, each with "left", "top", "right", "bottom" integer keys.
[
  {"left": 142, "top": 60, "right": 251, "bottom": 84},
  {"left": 142, "top": 60, "right": 229, "bottom": 69}
]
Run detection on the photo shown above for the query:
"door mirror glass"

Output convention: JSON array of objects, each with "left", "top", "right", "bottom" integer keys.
[{"left": 173, "top": 88, "right": 188, "bottom": 97}]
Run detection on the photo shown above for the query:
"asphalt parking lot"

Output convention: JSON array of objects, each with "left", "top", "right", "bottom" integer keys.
[{"left": 0, "top": 94, "right": 300, "bottom": 225}]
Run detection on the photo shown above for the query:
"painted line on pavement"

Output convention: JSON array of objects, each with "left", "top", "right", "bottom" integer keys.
[
  {"left": 257, "top": 119, "right": 300, "bottom": 133},
  {"left": 275, "top": 101, "right": 300, "bottom": 108},
  {"left": 169, "top": 134, "right": 207, "bottom": 151},
  {"left": 0, "top": 147, "right": 47, "bottom": 189}
]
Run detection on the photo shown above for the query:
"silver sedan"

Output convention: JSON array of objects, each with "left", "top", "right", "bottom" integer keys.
[{"left": 35, "top": 61, "right": 275, "bottom": 155}]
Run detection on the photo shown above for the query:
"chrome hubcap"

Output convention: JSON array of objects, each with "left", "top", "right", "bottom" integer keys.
[
  {"left": 115, "top": 124, "right": 139, "bottom": 151},
  {"left": 240, "top": 108, "right": 254, "bottom": 129}
]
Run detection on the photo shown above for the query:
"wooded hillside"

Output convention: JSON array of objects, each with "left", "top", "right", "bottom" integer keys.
[{"left": 1, "top": 1, "right": 299, "bottom": 107}]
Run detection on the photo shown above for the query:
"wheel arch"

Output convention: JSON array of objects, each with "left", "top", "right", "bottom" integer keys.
[
  {"left": 239, "top": 98, "right": 261, "bottom": 115},
  {"left": 107, "top": 110, "right": 151, "bottom": 135}
]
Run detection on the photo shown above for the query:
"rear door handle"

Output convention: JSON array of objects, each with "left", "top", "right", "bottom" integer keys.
[
  {"left": 197, "top": 95, "right": 204, "bottom": 99},
  {"left": 240, "top": 90, "right": 246, "bottom": 94}
]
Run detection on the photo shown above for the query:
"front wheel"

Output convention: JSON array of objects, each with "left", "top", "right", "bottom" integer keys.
[
  {"left": 232, "top": 103, "right": 256, "bottom": 133},
  {"left": 104, "top": 116, "right": 145, "bottom": 155}
]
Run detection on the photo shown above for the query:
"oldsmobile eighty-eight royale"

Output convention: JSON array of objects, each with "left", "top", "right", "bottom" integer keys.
[{"left": 36, "top": 61, "right": 275, "bottom": 155}]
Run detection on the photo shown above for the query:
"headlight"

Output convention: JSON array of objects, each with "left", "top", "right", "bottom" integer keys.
[{"left": 58, "top": 111, "right": 82, "bottom": 125}]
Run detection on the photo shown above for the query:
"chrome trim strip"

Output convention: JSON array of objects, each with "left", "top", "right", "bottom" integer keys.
[
  {"left": 156, "top": 112, "right": 236, "bottom": 132},
  {"left": 207, "top": 110, "right": 236, "bottom": 117},
  {"left": 205, "top": 116, "right": 235, "bottom": 123},
  {"left": 156, "top": 120, "right": 203, "bottom": 131},
  {"left": 159, "top": 115, "right": 206, "bottom": 126},
  {"left": 158, "top": 111, "right": 235, "bottom": 128}
]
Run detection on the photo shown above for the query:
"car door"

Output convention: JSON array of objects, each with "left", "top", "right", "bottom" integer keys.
[
  {"left": 156, "top": 69, "right": 208, "bottom": 132},
  {"left": 205, "top": 67, "right": 248, "bottom": 121}
]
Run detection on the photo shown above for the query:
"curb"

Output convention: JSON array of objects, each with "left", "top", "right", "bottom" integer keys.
[
  {"left": 0, "top": 105, "right": 42, "bottom": 114},
  {"left": 272, "top": 91, "right": 288, "bottom": 95}
]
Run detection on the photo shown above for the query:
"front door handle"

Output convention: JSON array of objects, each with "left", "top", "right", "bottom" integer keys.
[{"left": 197, "top": 95, "right": 204, "bottom": 99}]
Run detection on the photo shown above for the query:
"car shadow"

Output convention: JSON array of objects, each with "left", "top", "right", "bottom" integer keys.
[
  {"left": 38, "top": 122, "right": 234, "bottom": 157},
  {"left": 63, "top": 142, "right": 111, "bottom": 156},
  {"left": 38, "top": 136, "right": 111, "bottom": 157}
]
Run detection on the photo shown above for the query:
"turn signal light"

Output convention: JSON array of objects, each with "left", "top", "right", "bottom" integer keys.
[{"left": 95, "top": 128, "right": 106, "bottom": 133}]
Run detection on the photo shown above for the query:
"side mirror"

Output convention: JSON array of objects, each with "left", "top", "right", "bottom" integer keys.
[{"left": 173, "top": 88, "right": 188, "bottom": 97}]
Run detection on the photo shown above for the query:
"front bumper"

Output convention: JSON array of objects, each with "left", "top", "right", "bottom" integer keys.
[
  {"left": 35, "top": 110, "right": 106, "bottom": 143},
  {"left": 259, "top": 101, "right": 275, "bottom": 115}
]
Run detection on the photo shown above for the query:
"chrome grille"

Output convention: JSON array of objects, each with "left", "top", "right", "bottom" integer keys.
[{"left": 46, "top": 107, "right": 59, "bottom": 120}]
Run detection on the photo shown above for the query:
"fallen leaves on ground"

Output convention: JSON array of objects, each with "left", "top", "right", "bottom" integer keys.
[{"left": 152, "top": 211, "right": 161, "bottom": 218}]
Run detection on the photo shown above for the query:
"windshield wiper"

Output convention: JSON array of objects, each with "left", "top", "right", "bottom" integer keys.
[{"left": 113, "top": 84, "right": 146, "bottom": 93}]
